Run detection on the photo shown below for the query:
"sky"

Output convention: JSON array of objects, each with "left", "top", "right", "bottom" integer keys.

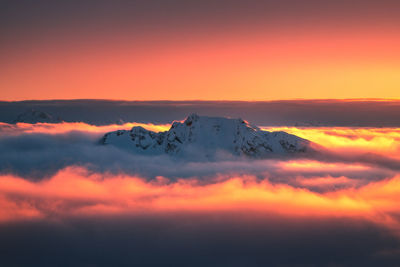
[{"left": 1, "top": 0, "right": 400, "bottom": 100}]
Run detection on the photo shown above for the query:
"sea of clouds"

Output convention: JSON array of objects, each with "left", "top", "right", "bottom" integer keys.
[{"left": 1, "top": 121, "right": 400, "bottom": 266}]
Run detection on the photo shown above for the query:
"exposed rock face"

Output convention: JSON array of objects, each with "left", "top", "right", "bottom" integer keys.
[{"left": 101, "top": 114, "right": 310, "bottom": 158}]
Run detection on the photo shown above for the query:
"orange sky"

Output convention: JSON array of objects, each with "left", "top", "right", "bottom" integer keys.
[{"left": 1, "top": 1, "right": 400, "bottom": 100}]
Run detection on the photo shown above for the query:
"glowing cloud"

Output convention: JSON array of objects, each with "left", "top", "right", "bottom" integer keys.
[{"left": 0, "top": 167, "right": 400, "bottom": 236}]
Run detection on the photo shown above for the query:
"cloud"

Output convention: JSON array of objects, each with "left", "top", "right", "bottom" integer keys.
[
  {"left": 0, "top": 167, "right": 400, "bottom": 226},
  {"left": 2, "top": 122, "right": 400, "bottom": 265},
  {"left": 0, "top": 121, "right": 169, "bottom": 135},
  {"left": 263, "top": 126, "right": 400, "bottom": 156},
  {"left": 0, "top": 130, "right": 396, "bottom": 184},
  {"left": 0, "top": 122, "right": 400, "bottom": 186},
  {"left": 1, "top": 167, "right": 400, "bottom": 266}
]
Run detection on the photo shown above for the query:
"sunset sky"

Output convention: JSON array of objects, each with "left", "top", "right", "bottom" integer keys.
[
  {"left": 1, "top": 0, "right": 400, "bottom": 100},
  {"left": 2, "top": 1, "right": 400, "bottom": 266}
]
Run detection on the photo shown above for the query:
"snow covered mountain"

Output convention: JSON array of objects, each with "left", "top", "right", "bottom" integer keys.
[
  {"left": 13, "top": 109, "right": 63, "bottom": 124},
  {"left": 101, "top": 114, "right": 311, "bottom": 158}
]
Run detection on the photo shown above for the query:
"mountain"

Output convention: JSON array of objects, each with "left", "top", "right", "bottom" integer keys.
[
  {"left": 101, "top": 114, "right": 311, "bottom": 158},
  {"left": 13, "top": 109, "right": 63, "bottom": 124}
]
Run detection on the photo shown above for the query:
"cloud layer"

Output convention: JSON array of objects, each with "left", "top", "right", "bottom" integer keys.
[{"left": 2, "top": 122, "right": 400, "bottom": 265}]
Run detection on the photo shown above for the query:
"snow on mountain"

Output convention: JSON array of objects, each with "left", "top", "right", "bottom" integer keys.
[
  {"left": 13, "top": 109, "right": 63, "bottom": 124},
  {"left": 101, "top": 114, "right": 311, "bottom": 159}
]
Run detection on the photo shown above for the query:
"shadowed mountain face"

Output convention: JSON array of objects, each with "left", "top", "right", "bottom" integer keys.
[
  {"left": 13, "top": 109, "right": 63, "bottom": 124},
  {"left": 102, "top": 114, "right": 310, "bottom": 158}
]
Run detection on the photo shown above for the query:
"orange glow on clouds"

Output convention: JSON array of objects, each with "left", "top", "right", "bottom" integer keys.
[
  {"left": 295, "top": 176, "right": 359, "bottom": 188},
  {"left": 1, "top": 122, "right": 400, "bottom": 235},
  {"left": 0, "top": 122, "right": 170, "bottom": 136},
  {"left": 264, "top": 127, "right": 400, "bottom": 158},
  {"left": 4, "top": 120, "right": 400, "bottom": 156},
  {"left": 1, "top": 167, "right": 400, "bottom": 234},
  {"left": 3, "top": 121, "right": 400, "bottom": 159}
]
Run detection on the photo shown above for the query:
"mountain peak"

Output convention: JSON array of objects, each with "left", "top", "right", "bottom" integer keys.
[
  {"left": 13, "top": 109, "right": 63, "bottom": 124},
  {"left": 101, "top": 114, "right": 311, "bottom": 159},
  {"left": 185, "top": 113, "right": 200, "bottom": 123}
]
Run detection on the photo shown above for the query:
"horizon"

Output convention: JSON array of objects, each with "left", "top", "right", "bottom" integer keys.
[
  {"left": 3, "top": 97, "right": 400, "bottom": 102},
  {"left": 4, "top": 98, "right": 400, "bottom": 127}
]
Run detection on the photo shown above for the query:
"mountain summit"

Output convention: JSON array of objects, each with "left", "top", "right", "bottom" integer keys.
[
  {"left": 13, "top": 109, "right": 63, "bottom": 124},
  {"left": 101, "top": 114, "right": 310, "bottom": 158}
]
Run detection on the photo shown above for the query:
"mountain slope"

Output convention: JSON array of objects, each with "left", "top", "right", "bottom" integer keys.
[
  {"left": 101, "top": 114, "right": 310, "bottom": 158},
  {"left": 13, "top": 109, "right": 63, "bottom": 124}
]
